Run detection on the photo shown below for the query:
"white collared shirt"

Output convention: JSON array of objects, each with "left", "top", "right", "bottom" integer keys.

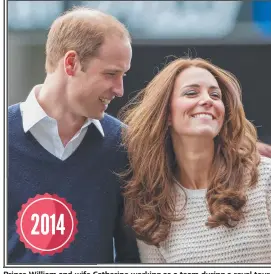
[{"left": 20, "top": 85, "right": 104, "bottom": 161}]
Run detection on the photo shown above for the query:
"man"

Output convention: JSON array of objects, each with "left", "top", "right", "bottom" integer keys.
[{"left": 8, "top": 7, "right": 139, "bottom": 263}]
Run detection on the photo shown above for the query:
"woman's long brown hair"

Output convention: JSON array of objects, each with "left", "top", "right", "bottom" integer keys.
[{"left": 119, "top": 58, "right": 260, "bottom": 246}]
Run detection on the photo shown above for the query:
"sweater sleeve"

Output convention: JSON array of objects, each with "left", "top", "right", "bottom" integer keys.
[
  {"left": 137, "top": 240, "right": 166, "bottom": 263},
  {"left": 260, "top": 156, "right": 271, "bottom": 225},
  {"left": 268, "top": 187, "right": 271, "bottom": 225},
  {"left": 266, "top": 164, "right": 271, "bottom": 225},
  {"left": 113, "top": 216, "right": 140, "bottom": 263},
  {"left": 113, "top": 191, "right": 140, "bottom": 263}
]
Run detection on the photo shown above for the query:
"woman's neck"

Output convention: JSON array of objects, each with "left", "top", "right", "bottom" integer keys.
[{"left": 172, "top": 135, "right": 214, "bottom": 190}]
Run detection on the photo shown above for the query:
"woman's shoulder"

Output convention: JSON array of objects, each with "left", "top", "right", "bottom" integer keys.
[
  {"left": 259, "top": 156, "right": 271, "bottom": 173},
  {"left": 258, "top": 156, "right": 271, "bottom": 188}
]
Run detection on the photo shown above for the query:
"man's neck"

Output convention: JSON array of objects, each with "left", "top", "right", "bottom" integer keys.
[{"left": 35, "top": 76, "right": 87, "bottom": 145}]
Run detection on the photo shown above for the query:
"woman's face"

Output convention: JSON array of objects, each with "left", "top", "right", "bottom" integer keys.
[{"left": 169, "top": 66, "right": 225, "bottom": 139}]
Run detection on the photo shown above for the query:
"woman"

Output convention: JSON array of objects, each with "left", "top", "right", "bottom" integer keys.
[{"left": 120, "top": 58, "right": 271, "bottom": 263}]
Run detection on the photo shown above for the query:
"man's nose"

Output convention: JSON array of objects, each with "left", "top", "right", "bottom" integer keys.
[{"left": 112, "top": 77, "right": 124, "bottom": 97}]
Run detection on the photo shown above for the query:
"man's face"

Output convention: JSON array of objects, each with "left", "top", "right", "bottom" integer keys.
[{"left": 67, "top": 35, "right": 132, "bottom": 120}]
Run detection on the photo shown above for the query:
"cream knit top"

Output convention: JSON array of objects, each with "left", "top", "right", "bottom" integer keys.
[{"left": 137, "top": 156, "right": 271, "bottom": 263}]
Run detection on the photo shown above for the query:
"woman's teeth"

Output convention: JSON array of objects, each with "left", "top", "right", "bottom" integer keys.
[{"left": 192, "top": 114, "right": 213, "bottom": 120}]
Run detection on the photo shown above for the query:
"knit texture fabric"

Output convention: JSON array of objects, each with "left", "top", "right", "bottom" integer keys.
[{"left": 137, "top": 156, "right": 271, "bottom": 263}]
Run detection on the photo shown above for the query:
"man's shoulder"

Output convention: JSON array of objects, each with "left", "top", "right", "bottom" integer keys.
[
  {"left": 97, "top": 114, "right": 128, "bottom": 150},
  {"left": 8, "top": 103, "right": 21, "bottom": 122},
  {"left": 100, "top": 113, "right": 127, "bottom": 136},
  {"left": 8, "top": 103, "right": 20, "bottom": 113},
  {"left": 102, "top": 113, "right": 126, "bottom": 128}
]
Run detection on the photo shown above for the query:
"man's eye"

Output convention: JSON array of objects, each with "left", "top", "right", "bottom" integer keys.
[{"left": 106, "top": 72, "right": 127, "bottom": 77}]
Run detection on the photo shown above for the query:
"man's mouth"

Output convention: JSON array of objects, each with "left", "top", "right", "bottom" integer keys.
[{"left": 99, "top": 97, "right": 111, "bottom": 105}]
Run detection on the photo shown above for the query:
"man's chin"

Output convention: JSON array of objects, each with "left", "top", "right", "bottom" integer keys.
[
  {"left": 99, "top": 112, "right": 105, "bottom": 120},
  {"left": 87, "top": 112, "right": 104, "bottom": 120},
  {"left": 90, "top": 111, "right": 105, "bottom": 120}
]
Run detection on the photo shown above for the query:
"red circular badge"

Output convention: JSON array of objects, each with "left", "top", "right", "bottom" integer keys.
[{"left": 16, "top": 193, "right": 78, "bottom": 256}]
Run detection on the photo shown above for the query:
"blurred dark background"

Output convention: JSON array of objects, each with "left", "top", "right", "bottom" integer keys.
[
  {"left": 117, "top": 44, "right": 271, "bottom": 143},
  {"left": 8, "top": 1, "right": 271, "bottom": 143}
]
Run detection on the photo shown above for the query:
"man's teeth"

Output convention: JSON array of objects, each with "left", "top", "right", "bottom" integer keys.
[
  {"left": 99, "top": 98, "right": 110, "bottom": 104},
  {"left": 192, "top": 114, "right": 213, "bottom": 120}
]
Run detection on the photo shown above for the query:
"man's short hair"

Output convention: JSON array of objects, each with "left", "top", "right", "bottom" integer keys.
[{"left": 45, "top": 6, "right": 131, "bottom": 73}]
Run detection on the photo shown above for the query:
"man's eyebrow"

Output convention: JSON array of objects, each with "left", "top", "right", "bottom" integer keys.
[{"left": 105, "top": 66, "right": 130, "bottom": 72}]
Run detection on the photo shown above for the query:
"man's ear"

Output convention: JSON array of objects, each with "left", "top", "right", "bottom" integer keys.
[{"left": 64, "top": 51, "right": 79, "bottom": 76}]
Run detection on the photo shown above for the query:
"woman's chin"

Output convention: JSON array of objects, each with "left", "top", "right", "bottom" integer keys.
[
  {"left": 172, "top": 126, "right": 220, "bottom": 139},
  {"left": 186, "top": 129, "right": 218, "bottom": 139},
  {"left": 194, "top": 125, "right": 219, "bottom": 136}
]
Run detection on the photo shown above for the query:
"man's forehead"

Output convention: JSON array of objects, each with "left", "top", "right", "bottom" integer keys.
[
  {"left": 104, "top": 64, "right": 131, "bottom": 72},
  {"left": 91, "top": 39, "right": 132, "bottom": 71},
  {"left": 98, "top": 37, "right": 132, "bottom": 57},
  {"left": 96, "top": 53, "right": 131, "bottom": 71}
]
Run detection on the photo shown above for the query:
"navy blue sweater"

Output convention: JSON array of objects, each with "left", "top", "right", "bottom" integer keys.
[{"left": 8, "top": 104, "right": 139, "bottom": 264}]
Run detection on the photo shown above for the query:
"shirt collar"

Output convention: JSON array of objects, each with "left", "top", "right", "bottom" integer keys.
[{"left": 21, "top": 85, "right": 105, "bottom": 137}]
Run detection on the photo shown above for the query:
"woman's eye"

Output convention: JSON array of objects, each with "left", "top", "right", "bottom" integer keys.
[
  {"left": 184, "top": 90, "right": 197, "bottom": 96},
  {"left": 211, "top": 92, "right": 221, "bottom": 99}
]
